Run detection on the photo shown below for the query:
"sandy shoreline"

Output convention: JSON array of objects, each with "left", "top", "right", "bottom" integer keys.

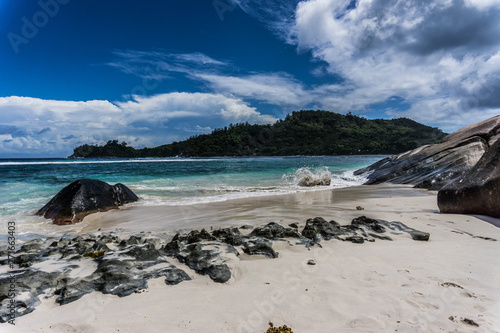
[
  {"left": 6, "top": 184, "right": 500, "bottom": 332},
  {"left": 80, "top": 184, "right": 435, "bottom": 235}
]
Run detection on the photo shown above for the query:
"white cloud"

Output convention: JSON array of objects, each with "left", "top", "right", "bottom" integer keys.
[
  {"left": 465, "top": 0, "right": 500, "bottom": 11},
  {"left": 107, "top": 49, "right": 356, "bottom": 113},
  {"left": 285, "top": 0, "right": 500, "bottom": 126},
  {"left": 230, "top": 0, "right": 301, "bottom": 41},
  {"left": 107, "top": 50, "right": 229, "bottom": 79},
  {"left": 227, "top": 0, "right": 500, "bottom": 128},
  {"left": 0, "top": 96, "right": 122, "bottom": 124},
  {"left": 195, "top": 73, "right": 312, "bottom": 107},
  {"left": 171, "top": 52, "right": 227, "bottom": 66},
  {"left": 0, "top": 94, "right": 277, "bottom": 157},
  {"left": 116, "top": 92, "right": 276, "bottom": 125},
  {"left": 107, "top": 6, "right": 500, "bottom": 132}
]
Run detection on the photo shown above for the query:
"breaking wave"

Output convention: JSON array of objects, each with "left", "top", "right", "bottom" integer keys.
[
  {"left": 283, "top": 167, "right": 367, "bottom": 188},
  {"left": 283, "top": 167, "right": 332, "bottom": 187}
]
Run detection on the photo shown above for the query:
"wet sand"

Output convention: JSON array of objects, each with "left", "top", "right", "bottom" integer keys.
[{"left": 81, "top": 184, "right": 434, "bottom": 235}]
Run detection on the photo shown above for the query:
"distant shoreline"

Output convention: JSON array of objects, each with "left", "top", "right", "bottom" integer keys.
[
  {"left": 69, "top": 111, "right": 446, "bottom": 159},
  {"left": 0, "top": 154, "right": 389, "bottom": 160}
]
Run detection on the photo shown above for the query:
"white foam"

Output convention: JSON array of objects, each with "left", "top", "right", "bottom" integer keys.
[
  {"left": 0, "top": 158, "right": 221, "bottom": 166},
  {"left": 283, "top": 166, "right": 333, "bottom": 187},
  {"left": 130, "top": 169, "right": 367, "bottom": 208}
]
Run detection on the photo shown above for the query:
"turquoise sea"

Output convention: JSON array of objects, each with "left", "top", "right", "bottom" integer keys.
[{"left": 0, "top": 155, "right": 384, "bottom": 236}]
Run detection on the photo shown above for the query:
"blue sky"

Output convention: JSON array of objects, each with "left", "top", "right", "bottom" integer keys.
[{"left": 1, "top": 0, "right": 500, "bottom": 157}]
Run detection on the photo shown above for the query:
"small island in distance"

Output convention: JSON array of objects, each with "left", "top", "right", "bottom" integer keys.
[{"left": 70, "top": 110, "right": 446, "bottom": 158}]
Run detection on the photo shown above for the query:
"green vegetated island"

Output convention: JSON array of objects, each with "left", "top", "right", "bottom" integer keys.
[{"left": 70, "top": 110, "right": 446, "bottom": 158}]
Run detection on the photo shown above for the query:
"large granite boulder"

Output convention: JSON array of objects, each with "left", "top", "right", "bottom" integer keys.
[
  {"left": 36, "top": 179, "right": 138, "bottom": 224},
  {"left": 438, "top": 138, "right": 500, "bottom": 218},
  {"left": 355, "top": 115, "right": 500, "bottom": 190}
]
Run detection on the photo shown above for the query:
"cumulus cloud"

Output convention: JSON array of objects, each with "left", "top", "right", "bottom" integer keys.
[
  {"left": 231, "top": 0, "right": 500, "bottom": 128},
  {"left": 11, "top": 0, "right": 499, "bottom": 158},
  {"left": 289, "top": 0, "right": 500, "bottom": 123},
  {"left": 116, "top": 92, "right": 276, "bottom": 126},
  {"left": 0, "top": 94, "right": 276, "bottom": 157},
  {"left": 109, "top": 5, "right": 500, "bottom": 131},
  {"left": 0, "top": 97, "right": 126, "bottom": 157}
]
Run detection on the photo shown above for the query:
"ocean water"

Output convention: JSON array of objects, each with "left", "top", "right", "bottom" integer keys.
[{"left": 0, "top": 155, "right": 383, "bottom": 236}]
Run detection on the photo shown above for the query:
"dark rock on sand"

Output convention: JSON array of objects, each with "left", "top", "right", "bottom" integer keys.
[
  {"left": 124, "top": 243, "right": 161, "bottom": 261},
  {"left": 203, "top": 264, "right": 232, "bottom": 283},
  {"left": 0, "top": 232, "right": 192, "bottom": 320},
  {"left": 17, "top": 239, "right": 45, "bottom": 253},
  {"left": 438, "top": 138, "right": 500, "bottom": 218},
  {"left": 239, "top": 225, "right": 254, "bottom": 230},
  {"left": 301, "top": 217, "right": 342, "bottom": 242},
  {"left": 164, "top": 229, "right": 216, "bottom": 249},
  {"left": 119, "top": 235, "right": 143, "bottom": 247},
  {"left": 162, "top": 235, "right": 183, "bottom": 257},
  {"left": 185, "top": 229, "right": 216, "bottom": 244},
  {"left": 0, "top": 219, "right": 431, "bottom": 322},
  {"left": 12, "top": 253, "right": 41, "bottom": 268},
  {"left": 56, "top": 279, "right": 97, "bottom": 305},
  {"left": 157, "top": 267, "right": 191, "bottom": 285},
  {"left": 250, "top": 222, "right": 301, "bottom": 239},
  {"left": 351, "top": 216, "right": 386, "bottom": 233},
  {"left": 176, "top": 243, "right": 238, "bottom": 283},
  {"left": 346, "top": 236, "right": 365, "bottom": 244},
  {"left": 355, "top": 116, "right": 500, "bottom": 190},
  {"left": 0, "top": 269, "right": 60, "bottom": 321},
  {"left": 409, "top": 230, "right": 430, "bottom": 241},
  {"left": 95, "top": 258, "right": 149, "bottom": 296},
  {"left": 242, "top": 237, "right": 278, "bottom": 258},
  {"left": 300, "top": 216, "right": 429, "bottom": 244},
  {"left": 36, "top": 179, "right": 138, "bottom": 224},
  {"left": 212, "top": 227, "right": 245, "bottom": 246}
]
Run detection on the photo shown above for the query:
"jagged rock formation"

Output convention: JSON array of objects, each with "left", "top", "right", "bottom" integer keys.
[
  {"left": 36, "top": 179, "right": 139, "bottom": 224},
  {"left": 355, "top": 115, "right": 500, "bottom": 190},
  {"left": 0, "top": 217, "right": 429, "bottom": 322}
]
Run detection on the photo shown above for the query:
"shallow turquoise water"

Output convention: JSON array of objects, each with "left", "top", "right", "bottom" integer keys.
[{"left": 0, "top": 155, "right": 384, "bottom": 234}]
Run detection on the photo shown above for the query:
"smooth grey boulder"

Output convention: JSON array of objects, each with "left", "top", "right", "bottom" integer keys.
[
  {"left": 36, "top": 179, "right": 138, "bottom": 224},
  {"left": 441, "top": 115, "right": 500, "bottom": 144},
  {"left": 438, "top": 138, "right": 500, "bottom": 218},
  {"left": 355, "top": 136, "right": 487, "bottom": 190},
  {"left": 409, "top": 230, "right": 431, "bottom": 241},
  {"left": 355, "top": 116, "right": 500, "bottom": 190}
]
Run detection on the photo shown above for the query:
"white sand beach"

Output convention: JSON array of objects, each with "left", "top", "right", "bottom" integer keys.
[{"left": 7, "top": 185, "right": 500, "bottom": 332}]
